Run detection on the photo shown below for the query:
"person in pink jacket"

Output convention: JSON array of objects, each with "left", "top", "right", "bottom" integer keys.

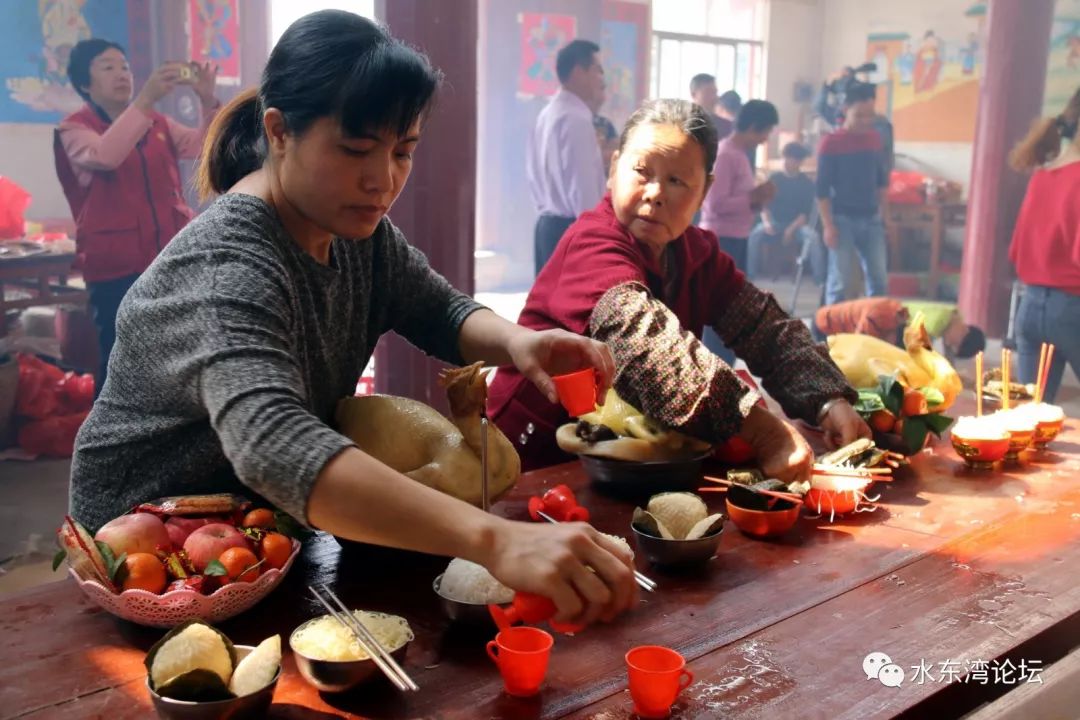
[{"left": 54, "top": 39, "right": 220, "bottom": 396}]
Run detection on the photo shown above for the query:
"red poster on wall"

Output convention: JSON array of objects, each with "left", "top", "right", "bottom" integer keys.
[
  {"left": 188, "top": 0, "right": 240, "bottom": 84},
  {"left": 518, "top": 13, "right": 577, "bottom": 98}
]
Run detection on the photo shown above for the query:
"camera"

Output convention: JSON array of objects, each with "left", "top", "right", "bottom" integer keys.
[{"left": 826, "top": 62, "right": 877, "bottom": 94}]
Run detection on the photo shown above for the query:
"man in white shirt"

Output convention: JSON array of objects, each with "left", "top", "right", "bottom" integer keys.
[{"left": 527, "top": 39, "right": 607, "bottom": 275}]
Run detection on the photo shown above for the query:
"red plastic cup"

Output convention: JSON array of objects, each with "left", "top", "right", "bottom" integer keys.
[
  {"left": 625, "top": 646, "right": 694, "bottom": 719},
  {"left": 486, "top": 626, "right": 554, "bottom": 697},
  {"left": 552, "top": 368, "right": 598, "bottom": 417}
]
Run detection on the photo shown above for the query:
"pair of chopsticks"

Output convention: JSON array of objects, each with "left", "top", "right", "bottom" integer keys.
[
  {"left": 307, "top": 584, "right": 419, "bottom": 692},
  {"left": 534, "top": 510, "right": 657, "bottom": 592},
  {"left": 812, "top": 464, "right": 893, "bottom": 481},
  {"left": 1036, "top": 343, "right": 1056, "bottom": 404},
  {"left": 701, "top": 475, "right": 804, "bottom": 504}
]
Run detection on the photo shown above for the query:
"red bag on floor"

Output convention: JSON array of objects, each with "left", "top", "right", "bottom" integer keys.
[
  {"left": 18, "top": 412, "right": 88, "bottom": 457},
  {"left": 13, "top": 354, "right": 93, "bottom": 455}
]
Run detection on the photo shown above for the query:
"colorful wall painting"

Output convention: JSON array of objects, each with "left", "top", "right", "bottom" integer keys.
[
  {"left": 865, "top": 3, "right": 986, "bottom": 143},
  {"left": 2, "top": 0, "right": 130, "bottom": 123},
  {"left": 189, "top": 0, "right": 240, "bottom": 84},
  {"left": 600, "top": 20, "right": 637, "bottom": 129},
  {"left": 518, "top": 13, "right": 576, "bottom": 98},
  {"left": 1044, "top": 0, "right": 1080, "bottom": 117}
]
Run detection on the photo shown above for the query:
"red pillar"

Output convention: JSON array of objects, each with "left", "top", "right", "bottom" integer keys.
[
  {"left": 959, "top": 0, "right": 1055, "bottom": 336},
  {"left": 375, "top": 0, "right": 478, "bottom": 413}
]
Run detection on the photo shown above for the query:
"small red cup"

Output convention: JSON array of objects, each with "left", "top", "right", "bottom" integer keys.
[
  {"left": 625, "top": 646, "right": 694, "bottom": 719},
  {"left": 486, "top": 626, "right": 554, "bottom": 697},
  {"left": 552, "top": 368, "right": 598, "bottom": 417}
]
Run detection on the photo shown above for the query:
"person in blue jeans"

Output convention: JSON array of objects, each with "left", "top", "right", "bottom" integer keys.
[
  {"left": 748, "top": 141, "right": 822, "bottom": 280},
  {"left": 816, "top": 82, "right": 889, "bottom": 305}
]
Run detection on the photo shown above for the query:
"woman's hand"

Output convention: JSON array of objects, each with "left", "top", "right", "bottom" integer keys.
[
  {"left": 134, "top": 63, "right": 183, "bottom": 111},
  {"left": 739, "top": 405, "right": 813, "bottom": 485},
  {"left": 191, "top": 62, "right": 219, "bottom": 106},
  {"left": 507, "top": 329, "right": 615, "bottom": 404},
  {"left": 820, "top": 399, "right": 872, "bottom": 450},
  {"left": 482, "top": 519, "right": 638, "bottom": 625}
]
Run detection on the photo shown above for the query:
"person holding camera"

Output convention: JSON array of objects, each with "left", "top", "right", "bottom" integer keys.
[{"left": 54, "top": 39, "right": 220, "bottom": 396}]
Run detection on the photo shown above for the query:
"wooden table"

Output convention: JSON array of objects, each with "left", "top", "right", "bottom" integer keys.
[
  {"left": 0, "top": 250, "right": 86, "bottom": 336},
  {"left": 884, "top": 202, "right": 966, "bottom": 300},
  {"left": 3, "top": 408, "right": 1080, "bottom": 719}
]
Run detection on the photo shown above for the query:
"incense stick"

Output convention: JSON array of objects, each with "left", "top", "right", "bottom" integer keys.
[
  {"left": 1040, "top": 344, "right": 1055, "bottom": 403},
  {"left": 975, "top": 351, "right": 983, "bottom": 417},
  {"left": 1035, "top": 343, "right": 1048, "bottom": 404},
  {"left": 1002, "top": 348, "right": 1010, "bottom": 411}
]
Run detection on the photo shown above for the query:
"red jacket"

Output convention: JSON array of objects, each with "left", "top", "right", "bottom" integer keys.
[
  {"left": 54, "top": 104, "right": 194, "bottom": 283},
  {"left": 487, "top": 195, "right": 744, "bottom": 470}
]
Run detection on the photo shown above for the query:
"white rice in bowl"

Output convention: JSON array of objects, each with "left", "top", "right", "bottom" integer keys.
[
  {"left": 438, "top": 558, "right": 515, "bottom": 605},
  {"left": 290, "top": 611, "right": 413, "bottom": 662}
]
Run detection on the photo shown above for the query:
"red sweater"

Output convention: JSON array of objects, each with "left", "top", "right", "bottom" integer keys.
[
  {"left": 1009, "top": 161, "right": 1080, "bottom": 296},
  {"left": 487, "top": 195, "right": 745, "bottom": 469}
]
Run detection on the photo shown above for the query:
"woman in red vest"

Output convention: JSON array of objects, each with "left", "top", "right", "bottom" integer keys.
[
  {"left": 54, "top": 39, "right": 220, "bottom": 395},
  {"left": 488, "top": 100, "right": 870, "bottom": 481}
]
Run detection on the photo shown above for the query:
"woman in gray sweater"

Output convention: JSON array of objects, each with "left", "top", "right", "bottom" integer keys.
[{"left": 71, "top": 11, "right": 635, "bottom": 627}]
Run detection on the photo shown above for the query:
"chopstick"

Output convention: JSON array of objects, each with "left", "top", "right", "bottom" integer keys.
[
  {"left": 1038, "top": 344, "right": 1055, "bottom": 403},
  {"left": 697, "top": 485, "right": 804, "bottom": 504},
  {"left": 307, "top": 584, "right": 419, "bottom": 692},
  {"left": 535, "top": 511, "right": 657, "bottom": 592},
  {"left": 976, "top": 351, "right": 984, "bottom": 417}
]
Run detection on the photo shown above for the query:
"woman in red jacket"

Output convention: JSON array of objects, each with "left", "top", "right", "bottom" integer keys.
[
  {"left": 1008, "top": 88, "right": 1080, "bottom": 402},
  {"left": 54, "top": 39, "right": 220, "bottom": 395},
  {"left": 488, "top": 99, "right": 870, "bottom": 482}
]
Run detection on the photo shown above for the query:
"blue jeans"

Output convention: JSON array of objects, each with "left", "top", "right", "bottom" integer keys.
[
  {"left": 1015, "top": 285, "right": 1080, "bottom": 403},
  {"left": 825, "top": 213, "right": 888, "bottom": 305},
  {"left": 748, "top": 224, "right": 825, "bottom": 283}
]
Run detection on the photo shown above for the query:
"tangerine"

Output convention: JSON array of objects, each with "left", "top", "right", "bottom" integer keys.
[
  {"left": 260, "top": 532, "right": 293, "bottom": 571},
  {"left": 869, "top": 409, "right": 896, "bottom": 434},
  {"left": 120, "top": 552, "right": 167, "bottom": 593},
  {"left": 242, "top": 508, "right": 275, "bottom": 530},
  {"left": 902, "top": 389, "right": 929, "bottom": 417},
  {"left": 218, "top": 547, "right": 261, "bottom": 583}
]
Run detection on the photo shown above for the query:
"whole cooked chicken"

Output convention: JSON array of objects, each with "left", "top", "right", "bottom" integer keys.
[{"left": 335, "top": 362, "right": 520, "bottom": 505}]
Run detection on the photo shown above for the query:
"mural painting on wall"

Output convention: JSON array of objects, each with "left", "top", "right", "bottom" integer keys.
[
  {"left": 2, "top": 0, "right": 129, "bottom": 123},
  {"left": 864, "top": 2, "right": 986, "bottom": 143},
  {"left": 1044, "top": 0, "right": 1080, "bottom": 116},
  {"left": 518, "top": 13, "right": 576, "bottom": 98},
  {"left": 600, "top": 20, "right": 638, "bottom": 130},
  {"left": 189, "top": 0, "right": 240, "bottom": 85}
]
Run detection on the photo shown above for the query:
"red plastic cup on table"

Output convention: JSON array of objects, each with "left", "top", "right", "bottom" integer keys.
[
  {"left": 625, "top": 646, "right": 695, "bottom": 719},
  {"left": 486, "top": 626, "right": 554, "bottom": 697},
  {"left": 552, "top": 368, "right": 599, "bottom": 417},
  {"left": 489, "top": 592, "right": 585, "bottom": 635}
]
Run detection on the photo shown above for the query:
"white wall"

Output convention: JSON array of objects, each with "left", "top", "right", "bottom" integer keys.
[
  {"left": 765, "top": 0, "right": 823, "bottom": 140},
  {"left": 0, "top": 124, "right": 69, "bottom": 221}
]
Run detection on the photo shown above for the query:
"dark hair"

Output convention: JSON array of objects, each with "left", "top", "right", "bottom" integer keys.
[
  {"left": 956, "top": 325, "right": 986, "bottom": 359},
  {"left": 843, "top": 82, "right": 877, "bottom": 106},
  {"left": 782, "top": 142, "right": 811, "bottom": 160},
  {"left": 690, "top": 73, "right": 716, "bottom": 95},
  {"left": 617, "top": 99, "right": 718, "bottom": 175},
  {"left": 67, "top": 39, "right": 126, "bottom": 101},
  {"left": 197, "top": 10, "right": 441, "bottom": 199},
  {"left": 735, "top": 99, "right": 779, "bottom": 132},
  {"left": 718, "top": 90, "right": 742, "bottom": 114},
  {"left": 594, "top": 114, "right": 617, "bottom": 141},
  {"left": 1009, "top": 87, "right": 1080, "bottom": 171},
  {"left": 556, "top": 40, "right": 600, "bottom": 84}
]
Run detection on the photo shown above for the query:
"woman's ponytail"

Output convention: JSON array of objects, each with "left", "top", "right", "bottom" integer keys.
[
  {"left": 1009, "top": 87, "right": 1080, "bottom": 173},
  {"left": 196, "top": 88, "right": 263, "bottom": 200}
]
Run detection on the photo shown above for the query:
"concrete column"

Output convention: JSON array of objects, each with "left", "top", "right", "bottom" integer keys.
[{"left": 959, "top": 0, "right": 1055, "bottom": 335}]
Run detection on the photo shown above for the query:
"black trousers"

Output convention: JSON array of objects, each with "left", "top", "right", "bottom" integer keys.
[
  {"left": 534, "top": 213, "right": 575, "bottom": 276},
  {"left": 87, "top": 273, "right": 140, "bottom": 399}
]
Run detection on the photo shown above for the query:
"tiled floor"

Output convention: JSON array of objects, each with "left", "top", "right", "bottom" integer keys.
[{"left": 3, "top": 278, "right": 1078, "bottom": 598}]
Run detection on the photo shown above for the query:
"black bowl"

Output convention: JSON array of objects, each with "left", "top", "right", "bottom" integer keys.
[{"left": 579, "top": 452, "right": 710, "bottom": 500}]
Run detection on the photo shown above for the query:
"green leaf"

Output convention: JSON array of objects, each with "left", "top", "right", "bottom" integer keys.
[
  {"left": 111, "top": 553, "right": 128, "bottom": 583},
  {"left": 878, "top": 374, "right": 903, "bottom": 416},
  {"left": 924, "top": 413, "right": 955, "bottom": 436},
  {"left": 918, "top": 387, "right": 946, "bottom": 407},
  {"left": 96, "top": 541, "right": 118, "bottom": 578},
  {"left": 902, "top": 416, "right": 930, "bottom": 453},
  {"left": 204, "top": 559, "right": 228, "bottom": 577},
  {"left": 273, "top": 511, "right": 313, "bottom": 541},
  {"left": 52, "top": 549, "right": 67, "bottom": 572},
  {"left": 855, "top": 390, "right": 886, "bottom": 415}
]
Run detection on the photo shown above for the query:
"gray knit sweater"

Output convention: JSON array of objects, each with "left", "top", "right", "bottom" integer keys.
[{"left": 71, "top": 193, "right": 483, "bottom": 531}]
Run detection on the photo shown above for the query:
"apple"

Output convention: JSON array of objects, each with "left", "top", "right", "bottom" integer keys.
[
  {"left": 94, "top": 513, "right": 172, "bottom": 556},
  {"left": 165, "top": 516, "right": 216, "bottom": 549},
  {"left": 183, "top": 523, "right": 250, "bottom": 572}
]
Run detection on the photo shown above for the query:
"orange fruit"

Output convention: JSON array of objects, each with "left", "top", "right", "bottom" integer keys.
[
  {"left": 869, "top": 409, "right": 896, "bottom": 434},
  {"left": 260, "top": 532, "right": 293, "bottom": 571},
  {"left": 893, "top": 418, "right": 905, "bottom": 435},
  {"left": 242, "top": 508, "right": 275, "bottom": 530},
  {"left": 218, "top": 547, "right": 261, "bottom": 583},
  {"left": 120, "top": 552, "right": 167, "bottom": 593},
  {"left": 901, "top": 389, "right": 928, "bottom": 417}
]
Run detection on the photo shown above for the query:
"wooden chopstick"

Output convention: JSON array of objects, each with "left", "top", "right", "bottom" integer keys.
[
  {"left": 535, "top": 511, "right": 657, "bottom": 592},
  {"left": 813, "top": 464, "right": 891, "bottom": 475},
  {"left": 307, "top": 585, "right": 419, "bottom": 692},
  {"left": 697, "top": 485, "right": 804, "bottom": 504},
  {"left": 1039, "top": 344, "right": 1055, "bottom": 404}
]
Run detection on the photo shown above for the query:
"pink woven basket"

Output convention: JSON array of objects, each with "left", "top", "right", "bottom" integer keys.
[{"left": 69, "top": 539, "right": 300, "bottom": 628}]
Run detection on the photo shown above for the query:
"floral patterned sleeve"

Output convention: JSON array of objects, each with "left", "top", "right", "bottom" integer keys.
[
  {"left": 712, "top": 282, "right": 857, "bottom": 424},
  {"left": 589, "top": 281, "right": 762, "bottom": 443}
]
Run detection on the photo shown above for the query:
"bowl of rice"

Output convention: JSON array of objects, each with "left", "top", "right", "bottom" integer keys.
[
  {"left": 433, "top": 558, "right": 514, "bottom": 627},
  {"left": 289, "top": 610, "right": 414, "bottom": 692}
]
